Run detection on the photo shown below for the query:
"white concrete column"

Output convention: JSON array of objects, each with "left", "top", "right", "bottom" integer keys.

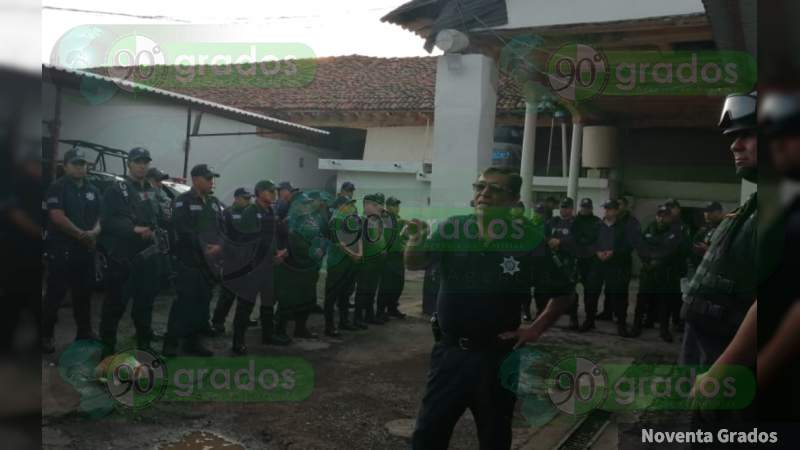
[
  {"left": 567, "top": 122, "right": 583, "bottom": 200},
  {"left": 519, "top": 101, "right": 537, "bottom": 208},
  {"left": 430, "top": 54, "right": 498, "bottom": 208}
]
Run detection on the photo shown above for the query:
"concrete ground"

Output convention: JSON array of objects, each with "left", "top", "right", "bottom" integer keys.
[{"left": 42, "top": 271, "right": 683, "bottom": 450}]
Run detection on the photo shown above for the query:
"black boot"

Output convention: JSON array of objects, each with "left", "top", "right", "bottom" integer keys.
[
  {"left": 183, "top": 336, "right": 213, "bottom": 356},
  {"left": 578, "top": 319, "right": 595, "bottom": 332},
  {"left": 272, "top": 316, "right": 292, "bottom": 345},
  {"left": 232, "top": 327, "right": 248, "bottom": 355},
  {"left": 339, "top": 310, "right": 357, "bottom": 331},
  {"left": 294, "top": 312, "right": 319, "bottom": 339},
  {"left": 162, "top": 336, "right": 179, "bottom": 357},
  {"left": 629, "top": 317, "right": 643, "bottom": 338},
  {"left": 261, "top": 308, "right": 276, "bottom": 345},
  {"left": 568, "top": 315, "right": 580, "bottom": 331}
]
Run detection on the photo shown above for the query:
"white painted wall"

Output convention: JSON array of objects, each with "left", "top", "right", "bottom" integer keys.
[
  {"left": 334, "top": 170, "right": 431, "bottom": 214},
  {"left": 501, "top": 0, "right": 705, "bottom": 29},
  {"left": 363, "top": 126, "right": 434, "bottom": 162},
  {"left": 42, "top": 82, "right": 336, "bottom": 204}
]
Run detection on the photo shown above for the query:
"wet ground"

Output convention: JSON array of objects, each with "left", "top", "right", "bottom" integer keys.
[{"left": 42, "top": 273, "right": 681, "bottom": 449}]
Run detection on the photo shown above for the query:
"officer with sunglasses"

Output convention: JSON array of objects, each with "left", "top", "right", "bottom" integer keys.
[{"left": 405, "top": 166, "right": 575, "bottom": 450}]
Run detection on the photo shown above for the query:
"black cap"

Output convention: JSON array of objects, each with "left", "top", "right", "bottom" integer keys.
[
  {"left": 657, "top": 204, "right": 670, "bottom": 216},
  {"left": 63, "top": 148, "right": 88, "bottom": 164},
  {"left": 560, "top": 197, "right": 574, "bottom": 208},
  {"left": 277, "top": 181, "right": 299, "bottom": 193},
  {"left": 190, "top": 164, "right": 220, "bottom": 178},
  {"left": 341, "top": 181, "right": 355, "bottom": 192},
  {"left": 364, "top": 193, "right": 385, "bottom": 206},
  {"left": 704, "top": 201, "right": 723, "bottom": 212},
  {"left": 254, "top": 180, "right": 276, "bottom": 193},
  {"left": 146, "top": 167, "right": 169, "bottom": 181},
  {"left": 534, "top": 202, "right": 546, "bottom": 214},
  {"left": 580, "top": 198, "right": 593, "bottom": 208},
  {"left": 234, "top": 187, "right": 253, "bottom": 198},
  {"left": 128, "top": 147, "right": 152, "bottom": 162},
  {"left": 333, "top": 196, "right": 356, "bottom": 209},
  {"left": 386, "top": 196, "right": 401, "bottom": 206},
  {"left": 602, "top": 199, "right": 620, "bottom": 209},
  {"left": 665, "top": 198, "right": 681, "bottom": 208}
]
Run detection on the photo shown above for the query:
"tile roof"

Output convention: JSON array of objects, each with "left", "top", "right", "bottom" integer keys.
[{"left": 90, "top": 55, "right": 527, "bottom": 115}]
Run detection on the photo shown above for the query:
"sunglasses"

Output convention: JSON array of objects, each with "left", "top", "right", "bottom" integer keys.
[{"left": 472, "top": 181, "right": 513, "bottom": 195}]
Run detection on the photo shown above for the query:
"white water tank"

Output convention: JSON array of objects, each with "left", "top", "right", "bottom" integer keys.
[{"left": 582, "top": 126, "right": 619, "bottom": 168}]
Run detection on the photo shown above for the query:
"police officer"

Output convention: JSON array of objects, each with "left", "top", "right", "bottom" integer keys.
[
  {"left": 145, "top": 167, "right": 171, "bottom": 221},
  {"left": 631, "top": 205, "right": 684, "bottom": 341},
  {"left": 574, "top": 198, "right": 602, "bottom": 332},
  {"left": 594, "top": 199, "right": 636, "bottom": 337},
  {"left": 338, "top": 181, "right": 355, "bottom": 200},
  {"left": 211, "top": 187, "right": 253, "bottom": 335},
  {"left": 162, "top": 164, "right": 224, "bottom": 357},
  {"left": 275, "top": 180, "right": 298, "bottom": 221},
  {"left": 352, "top": 193, "right": 389, "bottom": 327},
  {"left": 688, "top": 201, "right": 724, "bottom": 276},
  {"left": 98, "top": 147, "right": 166, "bottom": 356},
  {"left": 146, "top": 167, "right": 175, "bottom": 290},
  {"left": 230, "top": 180, "right": 286, "bottom": 353},
  {"left": 405, "top": 166, "right": 575, "bottom": 450},
  {"left": 42, "top": 148, "right": 102, "bottom": 353},
  {"left": 597, "top": 196, "right": 642, "bottom": 322},
  {"left": 324, "top": 196, "right": 362, "bottom": 335},
  {"left": 545, "top": 197, "right": 580, "bottom": 330},
  {"left": 376, "top": 196, "right": 408, "bottom": 320},
  {"left": 680, "top": 92, "right": 758, "bottom": 366},
  {"left": 274, "top": 191, "right": 326, "bottom": 341}
]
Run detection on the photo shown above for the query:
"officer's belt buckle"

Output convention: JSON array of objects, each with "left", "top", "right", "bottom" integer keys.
[{"left": 458, "top": 337, "right": 471, "bottom": 350}]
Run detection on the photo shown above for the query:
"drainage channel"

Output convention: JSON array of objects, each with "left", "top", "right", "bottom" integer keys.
[{"left": 551, "top": 409, "right": 612, "bottom": 450}]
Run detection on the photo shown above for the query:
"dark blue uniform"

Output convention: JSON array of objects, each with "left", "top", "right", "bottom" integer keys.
[
  {"left": 42, "top": 176, "right": 102, "bottom": 344},
  {"left": 163, "top": 188, "right": 225, "bottom": 355},
  {"left": 98, "top": 177, "right": 165, "bottom": 355},
  {"left": 633, "top": 219, "right": 685, "bottom": 340},
  {"left": 412, "top": 214, "right": 571, "bottom": 450}
]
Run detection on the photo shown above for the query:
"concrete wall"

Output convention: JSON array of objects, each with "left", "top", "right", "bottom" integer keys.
[
  {"left": 363, "top": 126, "right": 434, "bottom": 162},
  {"left": 42, "top": 82, "right": 336, "bottom": 204},
  {"left": 501, "top": 0, "right": 705, "bottom": 29},
  {"left": 334, "top": 170, "right": 431, "bottom": 215}
]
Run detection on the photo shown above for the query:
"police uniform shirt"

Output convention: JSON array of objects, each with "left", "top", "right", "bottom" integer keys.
[
  {"left": 546, "top": 215, "right": 576, "bottom": 255},
  {"left": 100, "top": 177, "right": 162, "bottom": 259},
  {"left": 641, "top": 220, "right": 683, "bottom": 262},
  {"left": 223, "top": 203, "right": 251, "bottom": 243},
  {"left": 423, "top": 214, "right": 570, "bottom": 338},
  {"left": 171, "top": 189, "right": 224, "bottom": 267},
  {"left": 572, "top": 214, "right": 601, "bottom": 259},
  {"left": 45, "top": 176, "right": 101, "bottom": 248}
]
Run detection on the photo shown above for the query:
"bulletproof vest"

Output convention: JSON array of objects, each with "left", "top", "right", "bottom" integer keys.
[
  {"left": 123, "top": 179, "right": 159, "bottom": 220},
  {"left": 573, "top": 215, "right": 599, "bottom": 246},
  {"left": 687, "top": 194, "right": 757, "bottom": 304}
]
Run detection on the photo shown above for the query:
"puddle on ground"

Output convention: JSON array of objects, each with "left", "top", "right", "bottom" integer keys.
[{"left": 158, "top": 431, "right": 244, "bottom": 450}]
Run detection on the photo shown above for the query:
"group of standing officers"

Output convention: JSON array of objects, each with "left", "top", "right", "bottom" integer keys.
[
  {"left": 42, "top": 153, "right": 410, "bottom": 357},
  {"left": 525, "top": 194, "right": 726, "bottom": 342}
]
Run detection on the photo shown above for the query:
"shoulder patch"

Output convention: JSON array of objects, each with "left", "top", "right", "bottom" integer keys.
[
  {"left": 190, "top": 204, "right": 203, "bottom": 211},
  {"left": 174, "top": 201, "right": 183, "bottom": 208}
]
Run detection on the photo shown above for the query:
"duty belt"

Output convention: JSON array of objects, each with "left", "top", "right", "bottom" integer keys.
[{"left": 441, "top": 333, "right": 511, "bottom": 352}]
